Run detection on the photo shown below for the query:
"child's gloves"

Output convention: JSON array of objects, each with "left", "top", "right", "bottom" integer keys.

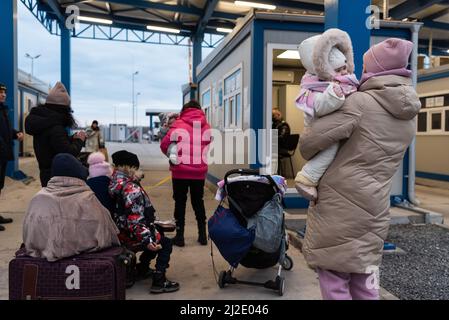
[
  {"left": 333, "top": 84, "right": 344, "bottom": 98},
  {"left": 148, "top": 223, "right": 162, "bottom": 242}
]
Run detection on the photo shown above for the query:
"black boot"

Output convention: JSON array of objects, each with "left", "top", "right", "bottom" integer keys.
[
  {"left": 171, "top": 227, "right": 185, "bottom": 247},
  {"left": 0, "top": 225, "right": 5, "bottom": 231},
  {"left": 0, "top": 215, "right": 13, "bottom": 224},
  {"left": 197, "top": 222, "right": 207, "bottom": 246},
  {"left": 150, "top": 271, "right": 180, "bottom": 294}
]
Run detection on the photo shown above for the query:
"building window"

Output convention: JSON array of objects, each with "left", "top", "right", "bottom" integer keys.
[
  {"left": 431, "top": 112, "right": 442, "bottom": 130},
  {"left": 446, "top": 110, "right": 449, "bottom": 132},
  {"left": 417, "top": 112, "right": 427, "bottom": 132},
  {"left": 201, "top": 88, "right": 212, "bottom": 124},
  {"left": 419, "top": 97, "right": 425, "bottom": 107},
  {"left": 235, "top": 93, "right": 241, "bottom": 128},
  {"left": 223, "top": 68, "right": 242, "bottom": 129}
]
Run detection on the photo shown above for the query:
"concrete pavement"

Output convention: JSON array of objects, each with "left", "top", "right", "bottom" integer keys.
[
  {"left": 0, "top": 143, "right": 322, "bottom": 300},
  {"left": 2, "top": 142, "right": 447, "bottom": 300},
  {"left": 415, "top": 184, "right": 449, "bottom": 226}
]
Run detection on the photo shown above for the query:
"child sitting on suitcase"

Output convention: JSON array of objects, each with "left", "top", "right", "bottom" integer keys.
[{"left": 109, "top": 150, "right": 179, "bottom": 294}]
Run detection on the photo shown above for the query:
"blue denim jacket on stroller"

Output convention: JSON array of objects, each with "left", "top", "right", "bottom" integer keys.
[{"left": 208, "top": 169, "right": 293, "bottom": 296}]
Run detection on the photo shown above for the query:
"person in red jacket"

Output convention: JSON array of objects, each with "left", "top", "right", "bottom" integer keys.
[{"left": 160, "top": 100, "right": 211, "bottom": 247}]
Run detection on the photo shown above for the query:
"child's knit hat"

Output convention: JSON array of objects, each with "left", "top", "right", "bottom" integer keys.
[
  {"left": 111, "top": 150, "right": 140, "bottom": 169},
  {"left": 298, "top": 35, "right": 347, "bottom": 75},
  {"left": 87, "top": 152, "right": 112, "bottom": 178}
]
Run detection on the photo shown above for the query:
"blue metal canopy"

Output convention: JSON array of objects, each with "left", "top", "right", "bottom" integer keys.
[
  {"left": 21, "top": 0, "right": 325, "bottom": 47},
  {"left": 20, "top": 0, "right": 449, "bottom": 53}
]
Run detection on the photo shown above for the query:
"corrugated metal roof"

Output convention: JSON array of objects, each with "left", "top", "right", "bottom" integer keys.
[
  {"left": 18, "top": 69, "right": 50, "bottom": 95},
  {"left": 33, "top": 1, "right": 449, "bottom": 52}
]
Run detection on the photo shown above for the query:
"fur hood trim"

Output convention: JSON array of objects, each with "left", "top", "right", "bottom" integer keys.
[{"left": 313, "top": 28, "right": 354, "bottom": 80}]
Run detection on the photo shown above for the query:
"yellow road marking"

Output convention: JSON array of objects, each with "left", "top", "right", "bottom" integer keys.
[{"left": 144, "top": 175, "right": 171, "bottom": 190}]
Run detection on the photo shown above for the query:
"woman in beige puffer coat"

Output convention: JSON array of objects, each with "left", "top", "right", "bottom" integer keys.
[{"left": 299, "top": 38, "right": 421, "bottom": 300}]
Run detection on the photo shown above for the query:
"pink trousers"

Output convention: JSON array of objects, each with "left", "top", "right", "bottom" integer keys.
[{"left": 317, "top": 268, "right": 380, "bottom": 300}]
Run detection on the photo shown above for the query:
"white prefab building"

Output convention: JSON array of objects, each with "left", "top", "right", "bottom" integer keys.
[
  {"left": 110, "top": 124, "right": 128, "bottom": 142},
  {"left": 415, "top": 65, "right": 449, "bottom": 186},
  {"left": 195, "top": 11, "right": 422, "bottom": 208}
]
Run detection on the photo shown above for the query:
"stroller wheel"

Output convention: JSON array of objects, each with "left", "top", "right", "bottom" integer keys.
[
  {"left": 276, "top": 276, "right": 285, "bottom": 296},
  {"left": 218, "top": 271, "right": 227, "bottom": 289},
  {"left": 282, "top": 255, "right": 294, "bottom": 271}
]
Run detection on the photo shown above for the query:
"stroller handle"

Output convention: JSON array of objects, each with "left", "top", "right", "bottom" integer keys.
[{"left": 224, "top": 168, "right": 280, "bottom": 194}]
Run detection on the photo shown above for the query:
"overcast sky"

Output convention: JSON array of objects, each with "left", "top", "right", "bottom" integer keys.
[{"left": 18, "top": 3, "right": 214, "bottom": 127}]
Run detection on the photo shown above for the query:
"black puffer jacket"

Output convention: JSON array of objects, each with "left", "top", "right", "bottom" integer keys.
[
  {"left": 0, "top": 103, "right": 18, "bottom": 162},
  {"left": 25, "top": 104, "right": 84, "bottom": 186}
]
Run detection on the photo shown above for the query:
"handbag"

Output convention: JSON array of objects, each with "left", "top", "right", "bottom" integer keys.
[{"left": 208, "top": 205, "right": 255, "bottom": 267}]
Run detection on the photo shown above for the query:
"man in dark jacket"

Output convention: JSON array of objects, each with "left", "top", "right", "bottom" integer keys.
[
  {"left": 272, "top": 107, "right": 291, "bottom": 157},
  {"left": 272, "top": 108, "right": 291, "bottom": 146},
  {"left": 25, "top": 82, "right": 86, "bottom": 187},
  {"left": 0, "top": 83, "right": 24, "bottom": 231}
]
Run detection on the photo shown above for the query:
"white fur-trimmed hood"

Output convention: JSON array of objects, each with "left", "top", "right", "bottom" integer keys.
[{"left": 312, "top": 28, "right": 354, "bottom": 81}]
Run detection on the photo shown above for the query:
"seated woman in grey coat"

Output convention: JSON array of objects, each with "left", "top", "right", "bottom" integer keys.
[{"left": 23, "top": 153, "right": 120, "bottom": 261}]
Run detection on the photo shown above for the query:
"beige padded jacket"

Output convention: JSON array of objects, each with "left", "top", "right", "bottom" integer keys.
[{"left": 299, "top": 75, "right": 421, "bottom": 273}]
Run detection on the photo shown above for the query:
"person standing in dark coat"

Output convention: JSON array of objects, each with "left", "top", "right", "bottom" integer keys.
[
  {"left": 25, "top": 82, "right": 86, "bottom": 187},
  {"left": 0, "top": 83, "right": 24, "bottom": 231}
]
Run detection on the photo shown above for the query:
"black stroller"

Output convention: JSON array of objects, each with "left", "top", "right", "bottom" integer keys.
[{"left": 213, "top": 169, "right": 293, "bottom": 296}]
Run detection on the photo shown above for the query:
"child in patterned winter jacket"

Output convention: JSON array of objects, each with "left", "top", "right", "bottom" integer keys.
[{"left": 109, "top": 150, "right": 179, "bottom": 294}]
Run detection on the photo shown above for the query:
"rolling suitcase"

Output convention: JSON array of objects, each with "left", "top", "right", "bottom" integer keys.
[{"left": 9, "top": 246, "right": 130, "bottom": 300}]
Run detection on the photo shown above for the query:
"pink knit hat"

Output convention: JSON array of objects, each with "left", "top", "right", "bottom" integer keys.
[
  {"left": 87, "top": 152, "right": 112, "bottom": 178},
  {"left": 363, "top": 38, "right": 413, "bottom": 73}
]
